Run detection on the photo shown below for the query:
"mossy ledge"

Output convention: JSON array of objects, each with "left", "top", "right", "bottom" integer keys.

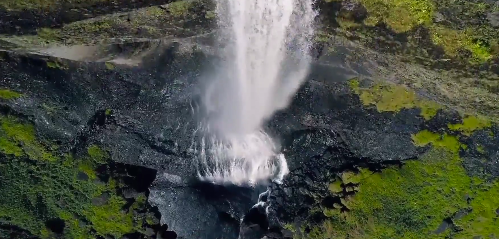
[
  {"left": 288, "top": 86, "right": 498, "bottom": 238},
  {"left": 290, "top": 126, "right": 499, "bottom": 238},
  {"left": 0, "top": 111, "right": 163, "bottom": 238},
  {"left": 0, "top": 89, "right": 22, "bottom": 100},
  {"left": 0, "top": 0, "right": 175, "bottom": 35},
  {"left": 349, "top": 79, "right": 442, "bottom": 120},
  {"left": 320, "top": 0, "right": 498, "bottom": 66}
]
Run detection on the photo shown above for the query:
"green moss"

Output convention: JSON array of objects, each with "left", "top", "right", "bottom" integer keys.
[
  {"left": 105, "top": 109, "right": 112, "bottom": 116},
  {"left": 59, "top": 211, "right": 92, "bottom": 239},
  {"left": 0, "top": 89, "right": 22, "bottom": 99},
  {"left": 341, "top": 171, "right": 364, "bottom": 184},
  {"left": 0, "top": 114, "right": 152, "bottom": 238},
  {"left": 0, "top": 116, "right": 57, "bottom": 161},
  {"left": 314, "top": 31, "right": 332, "bottom": 43},
  {"left": 0, "top": 137, "right": 23, "bottom": 156},
  {"left": 105, "top": 62, "right": 115, "bottom": 70},
  {"left": 305, "top": 148, "right": 469, "bottom": 238},
  {"left": 454, "top": 181, "right": 499, "bottom": 238},
  {"left": 299, "top": 126, "right": 498, "bottom": 238},
  {"left": 145, "top": 6, "right": 167, "bottom": 18},
  {"left": 448, "top": 115, "right": 492, "bottom": 136},
  {"left": 145, "top": 212, "right": 158, "bottom": 225},
  {"left": 358, "top": 0, "right": 434, "bottom": 33},
  {"left": 205, "top": 10, "right": 216, "bottom": 19},
  {"left": 78, "top": 160, "right": 98, "bottom": 180},
  {"left": 39, "top": 227, "right": 51, "bottom": 239},
  {"left": 476, "top": 145, "right": 485, "bottom": 154},
  {"left": 283, "top": 223, "right": 297, "bottom": 233},
  {"left": 328, "top": 180, "right": 343, "bottom": 193},
  {"left": 87, "top": 145, "right": 108, "bottom": 164},
  {"left": 46, "top": 60, "right": 66, "bottom": 69},
  {"left": 63, "top": 20, "right": 113, "bottom": 36},
  {"left": 167, "top": 0, "right": 193, "bottom": 17},
  {"left": 135, "top": 195, "right": 147, "bottom": 205},
  {"left": 84, "top": 195, "right": 134, "bottom": 238},
  {"left": 350, "top": 80, "right": 442, "bottom": 120},
  {"left": 348, "top": 78, "right": 360, "bottom": 90},
  {"left": 37, "top": 28, "right": 60, "bottom": 42},
  {"left": 430, "top": 26, "right": 493, "bottom": 64},
  {"left": 412, "top": 130, "right": 462, "bottom": 153},
  {"left": 336, "top": 17, "right": 361, "bottom": 29},
  {"left": 0, "top": 0, "right": 56, "bottom": 10},
  {"left": 0, "top": 0, "right": 109, "bottom": 11}
]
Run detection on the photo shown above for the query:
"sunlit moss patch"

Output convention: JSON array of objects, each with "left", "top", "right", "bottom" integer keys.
[{"left": 349, "top": 79, "right": 442, "bottom": 120}]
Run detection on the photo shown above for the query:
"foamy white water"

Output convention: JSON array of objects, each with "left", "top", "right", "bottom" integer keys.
[{"left": 197, "top": 0, "right": 315, "bottom": 185}]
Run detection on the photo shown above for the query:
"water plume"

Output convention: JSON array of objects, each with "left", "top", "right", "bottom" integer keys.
[{"left": 196, "top": 0, "right": 316, "bottom": 185}]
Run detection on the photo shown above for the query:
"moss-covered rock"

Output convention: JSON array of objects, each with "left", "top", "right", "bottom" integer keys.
[
  {"left": 0, "top": 0, "right": 214, "bottom": 47},
  {"left": 359, "top": 0, "right": 435, "bottom": 33},
  {"left": 285, "top": 78, "right": 499, "bottom": 239},
  {"left": 0, "top": 89, "right": 22, "bottom": 100},
  {"left": 0, "top": 112, "right": 162, "bottom": 239},
  {"left": 318, "top": 0, "right": 499, "bottom": 123},
  {"left": 0, "top": 0, "right": 175, "bottom": 35},
  {"left": 294, "top": 135, "right": 498, "bottom": 238},
  {"left": 349, "top": 79, "right": 441, "bottom": 120}
]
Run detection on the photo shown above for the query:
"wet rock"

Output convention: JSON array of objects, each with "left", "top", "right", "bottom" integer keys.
[
  {"left": 144, "top": 227, "right": 155, "bottom": 237},
  {"left": 487, "top": 11, "right": 499, "bottom": 27},
  {"left": 434, "top": 12, "right": 446, "bottom": 23},
  {"left": 339, "top": 0, "right": 368, "bottom": 21},
  {"left": 45, "top": 218, "right": 65, "bottom": 234},
  {"left": 77, "top": 171, "right": 89, "bottom": 181},
  {"left": 122, "top": 188, "right": 141, "bottom": 199}
]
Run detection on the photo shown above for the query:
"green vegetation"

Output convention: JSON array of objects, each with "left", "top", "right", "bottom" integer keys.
[
  {"left": 87, "top": 144, "right": 109, "bottom": 164},
  {"left": 0, "top": 0, "right": 58, "bottom": 10},
  {"left": 335, "top": 17, "right": 361, "bottom": 30},
  {"left": 84, "top": 195, "right": 134, "bottom": 238},
  {"left": 205, "top": 10, "right": 216, "bottom": 19},
  {"left": 358, "top": 0, "right": 434, "bottom": 33},
  {"left": 0, "top": 116, "right": 57, "bottom": 161},
  {"left": 167, "top": 0, "right": 194, "bottom": 17},
  {"left": 324, "top": 0, "right": 496, "bottom": 64},
  {"left": 0, "top": 89, "right": 21, "bottom": 99},
  {"left": 412, "top": 130, "right": 462, "bottom": 153},
  {"left": 448, "top": 115, "right": 492, "bottom": 136},
  {"left": 430, "top": 26, "right": 493, "bottom": 63},
  {"left": 10, "top": 1, "right": 206, "bottom": 46},
  {"left": 0, "top": 114, "right": 154, "bottom": 238},
  {"left": 46, "top": 60, "right": 66, "bottom": 69},
  {"left": 0, "top": 0, "right": 109, "bottom": 11},
  {"left": 296, "top": 128, "right": 499, "bottom": 238},
  {"left": 349, "top": 79, "right": 442, "bottom": 120},
  {"left": 105, "top": 62, "right": 115, "bottom": 70},
  {"left": 456, "top": 181, "right": 499, "bottom": 238},
  {"left": 36, "top": 28, "right": 60, "bottom": 43}
]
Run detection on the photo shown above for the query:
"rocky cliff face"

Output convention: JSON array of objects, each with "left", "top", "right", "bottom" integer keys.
[{"left": 0, "top": 0, "right": 498, "bottom": 239}]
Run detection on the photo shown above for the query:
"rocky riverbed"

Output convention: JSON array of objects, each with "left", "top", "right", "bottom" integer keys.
[{"left": 0, "top": 0, "right": 498, "bottom": 239}]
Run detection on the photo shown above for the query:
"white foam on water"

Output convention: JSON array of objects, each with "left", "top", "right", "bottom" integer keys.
[{"left": 196, "top": 0, "right": 316, "bottom": 186}]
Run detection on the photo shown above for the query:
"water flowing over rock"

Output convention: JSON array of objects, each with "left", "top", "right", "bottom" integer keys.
[{"left": 196, "top": 0, "right": 316, "bottom": 185}]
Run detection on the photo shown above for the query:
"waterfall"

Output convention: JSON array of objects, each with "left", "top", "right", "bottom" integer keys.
[{"left": 196, "top": 0, "right": 316, "bottom": 185}]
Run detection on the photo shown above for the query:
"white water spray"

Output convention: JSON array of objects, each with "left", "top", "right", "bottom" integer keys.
[{"left": 196, "top": 0, "right": 316, "bottom": 185}]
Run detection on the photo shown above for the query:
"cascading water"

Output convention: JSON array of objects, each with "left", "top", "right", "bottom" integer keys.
[{"left": 195, "top": 0, "right": 316, "bottom": 185}]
